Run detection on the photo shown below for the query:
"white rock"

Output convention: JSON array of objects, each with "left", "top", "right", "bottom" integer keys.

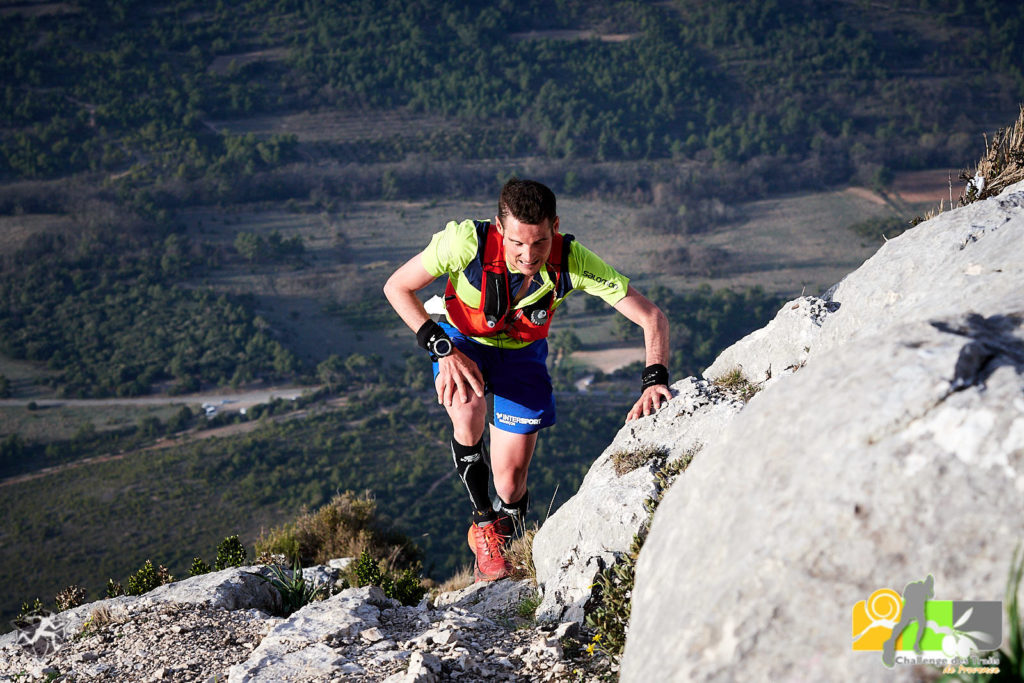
[
  {"left": 360, "top": 626, "right": 384, "bottom": 643},
  {"left": 533, "top": 377, "right": 744, "bottom": 622},
  {"left": 703, "top": 295, "right": 836, "bottom": 385},
  {"left": 227, "top": 587, "right": 385, "bottom": 682},
  {"left": 432, "top": 579, "right": 535, "bottom": 617},
  {"left": 139, "top": 566, "right": 280, "bottom": 612},
  {"left": 620, "top": 181, "right": 1024, "bottom": 681}
]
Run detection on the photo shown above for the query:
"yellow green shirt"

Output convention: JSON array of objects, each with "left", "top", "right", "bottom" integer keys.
[{"left": 420, "top": 219, "right": 630, "bottom": 347}]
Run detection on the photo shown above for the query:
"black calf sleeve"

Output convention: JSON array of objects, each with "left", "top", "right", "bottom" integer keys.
[
  {"left": 497, "top": 489, "right": 530, "bottom": 535},
  {"left": 452, "top": 438, "right": 493, "bottom": 520}
]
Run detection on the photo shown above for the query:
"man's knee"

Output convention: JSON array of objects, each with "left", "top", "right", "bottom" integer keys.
[{"left": 445, "top": 393, "right": 487, "bottom": 442}]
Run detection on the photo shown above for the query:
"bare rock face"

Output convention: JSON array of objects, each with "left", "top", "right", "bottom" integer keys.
[
  {"left": 533, "top": 377, "right": 746, "bottom": 623},
  {"left": 621, "top": 181, "right": 1024, "bottom": 681},
  {"left": 703, "top": 295, "right": 839, "bottom": 386}
]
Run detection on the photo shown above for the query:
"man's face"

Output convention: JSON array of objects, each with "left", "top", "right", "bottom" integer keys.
[{"left": 496, "top": 214, "right": 558, "bottom": 277}]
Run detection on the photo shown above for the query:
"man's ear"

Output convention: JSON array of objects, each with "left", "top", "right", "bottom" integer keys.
[
  {"left": 552, "top": 216, "right": 560, "bottom": 234},
  {"left": 494, "top": 215, "right": 503, "bottom": 235}
]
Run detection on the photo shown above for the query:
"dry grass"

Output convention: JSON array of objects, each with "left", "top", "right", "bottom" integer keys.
[
  {"left": 505, "top": 524, "right": 539, "bottom": 581},
  {"left": 961, "top": 105, "right": 1024, "bottom": 203},
  {"left": 80, "top": 604, "right": 126, "bottom": 635},
  {"left": 435, "top": 564, "right": 475, "bottom": 594},
  {"left": 609, "top": 445, "right": 670, "bottom": 477},
  {"left": 711, "top": 368, "right": 761, "bottom": 402}
]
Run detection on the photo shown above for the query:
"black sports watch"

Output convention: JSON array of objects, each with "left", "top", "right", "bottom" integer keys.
[
  {"left": 417, "top": 320, "right": 454, "bottom": 361},
  {"left": 428, "top": 334, "right": 453, "bottom": 360}
]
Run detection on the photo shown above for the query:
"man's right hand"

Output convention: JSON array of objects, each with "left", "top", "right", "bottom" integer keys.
[{"left": 435, "top": 348, "right": 485, "bottom": 406}]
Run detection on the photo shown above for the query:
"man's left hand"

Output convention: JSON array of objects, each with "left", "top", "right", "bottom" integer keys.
[{"left": 626, "top": 384, "right": 673, "bottom": 422}]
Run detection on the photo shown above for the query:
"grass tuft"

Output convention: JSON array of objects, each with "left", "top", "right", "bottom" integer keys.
[
  {"left": 608, "top": 445, "right": 671, "bottom": 477},
  {"left": 505, "top": 523, "right": 540, "bottom": 582},
  {"left": 436, "top": 564, "right": 475, "bottom": 594},
  {"left": 712, "top": 368, "right": 761, "bottom": 402}
]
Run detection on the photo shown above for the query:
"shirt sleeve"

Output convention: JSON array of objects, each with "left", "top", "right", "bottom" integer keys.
[
  {"left": 420, "top": 219, "right": 479, "bottom": 277},
  {"left": 567, "top": 240, "right": 630, "bottom": 305}
]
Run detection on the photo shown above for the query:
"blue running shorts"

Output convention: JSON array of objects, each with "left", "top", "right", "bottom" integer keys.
[{"left": 431, "top": 321, "right": 556, "bottom": 434}]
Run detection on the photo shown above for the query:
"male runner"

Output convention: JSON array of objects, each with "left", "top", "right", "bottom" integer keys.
[{"left": 383, "top": 178, "right": 672, "bottom": 581}]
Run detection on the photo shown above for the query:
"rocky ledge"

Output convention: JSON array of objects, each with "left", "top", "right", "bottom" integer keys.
[{"left": 0, "top": 566, "right": 598, "bottom": 682}]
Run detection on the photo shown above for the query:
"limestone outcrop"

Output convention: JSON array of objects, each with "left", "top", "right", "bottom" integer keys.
[
  {"left": 533, "top": 377, "right": 746, "bottom": 623},
  {"left": 620, "top": 181, "right": 1024, "bottom": 680}
]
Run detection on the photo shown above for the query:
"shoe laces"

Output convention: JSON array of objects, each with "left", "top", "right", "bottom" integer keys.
[{"left": 479, "top": 522, "right": 509, "bottom": 559}]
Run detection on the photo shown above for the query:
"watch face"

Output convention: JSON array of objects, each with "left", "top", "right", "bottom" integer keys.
[{"left": 432, "top": 337, "right": 453, "bottom": 357}]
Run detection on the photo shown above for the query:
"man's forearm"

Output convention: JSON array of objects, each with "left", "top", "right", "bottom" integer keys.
[
  {"left": 613, "top": 286, "right": 670, "bottom": 371},
  {"left": 383, "top": 281, "right": 431, "bottom": 333},
  {"left": 383, "top": 253, "right": 439, "bottom": 334},
  {"left": 641, "top": 307, "right": 670, "bottom": 369}
]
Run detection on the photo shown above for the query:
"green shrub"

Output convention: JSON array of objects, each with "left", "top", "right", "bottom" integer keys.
[
  {"left": 215, "top": 535, "right": 248, "bottom": 570},
  {"left": 17, "top": 598, "right": 44, "bottom": 620},
  {"left": 585, "top": 445, "right": 701, "bottom": 664},
  {"left": 353, "top": 550, "right": 426, "bottom": 606},
  {"left": 190, "top": 557, "right": 212, "bottom": 576},
  {"left": 386, "top": 567, "right": 427, "bottom": 606},
  {"left": 354, "top": 549, "right": 383, "bottom": 586},
  {"left": 256, "top": 491, "right": 419, "bottom": 572},
  {"left": 125, "top": 560, "right": 172, "bottom": 596},
  {"left": 255, "top": 561, "right": 330, "bottom": 617}
]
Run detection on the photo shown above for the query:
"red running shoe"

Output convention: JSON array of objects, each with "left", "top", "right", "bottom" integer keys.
[{"left": 467, "top": 518, "right": 512, "bottom": 582}]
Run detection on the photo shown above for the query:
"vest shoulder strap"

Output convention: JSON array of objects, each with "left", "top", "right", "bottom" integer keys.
[{"left": 554, "top": 233, "right": 575, "bottom": 299}]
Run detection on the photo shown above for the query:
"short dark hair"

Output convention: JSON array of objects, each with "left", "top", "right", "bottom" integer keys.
[{"left": 498, "top": 178, "right": 557, "bottom": 226}]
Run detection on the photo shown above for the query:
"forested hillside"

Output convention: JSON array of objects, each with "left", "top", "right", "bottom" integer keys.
[{"left": 3, "top": 0, "right": 1021, "bottom": 181}]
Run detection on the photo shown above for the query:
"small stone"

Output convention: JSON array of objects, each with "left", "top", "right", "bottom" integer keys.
[
  {"left": 413, "top": 651, "right": 442, "bottom": 673},
  {"left": 553, "top": 621, "right": 579, "bottom": 641},
  {"left": 339, "top": 662, "right": 365, "bottom": 675},
  {"left": 360, "top": 626, "right": 384, "bottom": 643},
  {"left": 431, "top": 629, "right": 456, "bottom": 646}
]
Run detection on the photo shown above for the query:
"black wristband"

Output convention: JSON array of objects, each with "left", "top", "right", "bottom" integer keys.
[
  {"left": 416, "top": 319, "right": 447, "bottom": 350},
  {"left": 641, "top": 363, "right": 669, "bottom": 390}
]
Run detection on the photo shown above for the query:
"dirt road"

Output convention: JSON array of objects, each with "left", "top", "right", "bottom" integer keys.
[{"left": 0, "top": 386, "right": 311, "bottom": 413}]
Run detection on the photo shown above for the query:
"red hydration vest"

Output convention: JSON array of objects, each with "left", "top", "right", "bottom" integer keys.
[{"left": 444, "top": 222, "right": 575, "bottom": 343}]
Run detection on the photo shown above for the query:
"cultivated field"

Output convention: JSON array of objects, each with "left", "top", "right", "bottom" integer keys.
[
  {"left": 1, "top": 170, "right": 961, "bottom": 405},
  {"left": 175, "top": 185, "right": 908, "bottom": 366}
]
